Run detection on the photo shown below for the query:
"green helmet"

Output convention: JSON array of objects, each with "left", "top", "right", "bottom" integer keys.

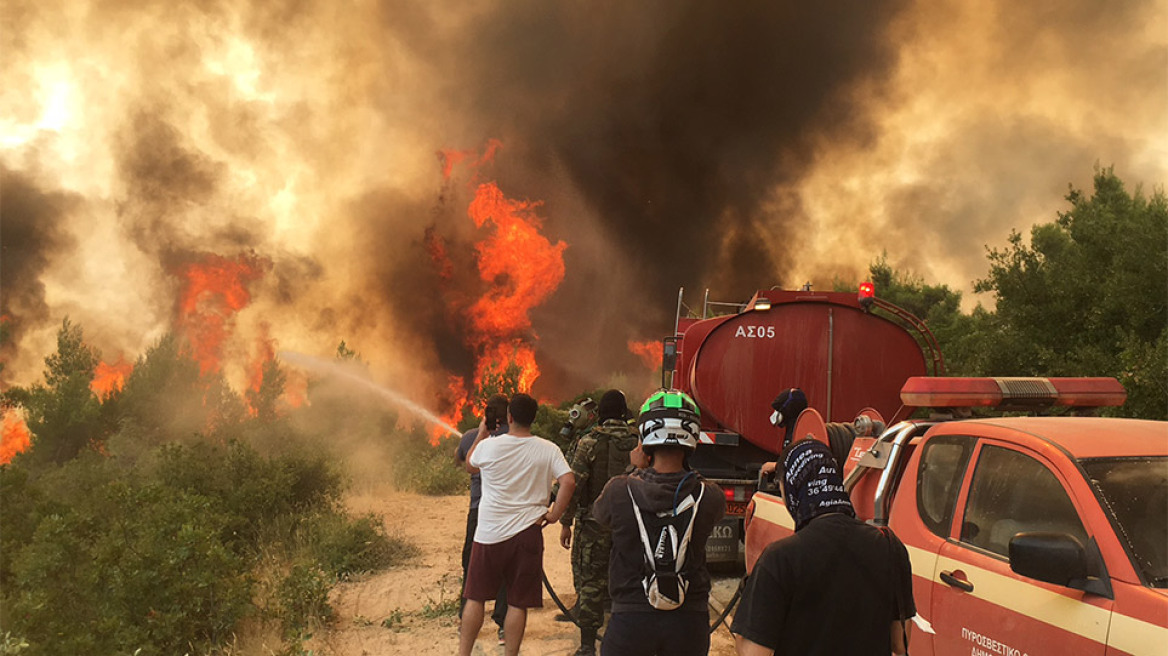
[{"left": 638, "top": 389, "right": 701, "bottom": 451}]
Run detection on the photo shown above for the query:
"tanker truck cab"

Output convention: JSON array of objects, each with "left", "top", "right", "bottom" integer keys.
[{"left": 743, "top": 377, "right": 1168, "bottom": 655}]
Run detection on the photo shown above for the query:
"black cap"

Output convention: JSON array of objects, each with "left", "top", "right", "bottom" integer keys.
[
  {"left": 770, "top": 388, "right": 808, "bottom": 427},
  {"left": 598, "top": 389, "right": 629, "bottom": 421}
]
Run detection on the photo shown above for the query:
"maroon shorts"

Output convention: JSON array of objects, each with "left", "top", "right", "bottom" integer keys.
[{"left": 464, "top": 524, "right": 544, "bottom": 608}]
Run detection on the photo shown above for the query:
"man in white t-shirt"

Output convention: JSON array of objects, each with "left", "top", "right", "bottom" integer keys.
[{"left": 460, "top": 393, "right": 575, "bottom": 656}]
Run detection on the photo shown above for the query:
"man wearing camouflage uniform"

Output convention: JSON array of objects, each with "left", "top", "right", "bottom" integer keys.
[{"left": 559, "top": 389, "right": 638, "bottom": 656}]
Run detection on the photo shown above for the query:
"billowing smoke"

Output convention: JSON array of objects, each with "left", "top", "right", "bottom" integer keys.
[
  {"left": 1, "top": 0, "right": 1164, "bottom": 408},
  {"left": 0, "top": 167, "right": 79, "bottom": 367}
]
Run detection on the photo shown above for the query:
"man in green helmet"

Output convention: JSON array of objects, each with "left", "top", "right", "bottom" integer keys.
[{"left": 592, "top": 389, "right": 726, "bottom": 656}]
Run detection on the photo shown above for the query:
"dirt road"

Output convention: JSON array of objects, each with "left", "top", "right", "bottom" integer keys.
[{"left": 310, "top": 485, "right": 740, "bottom": 655}]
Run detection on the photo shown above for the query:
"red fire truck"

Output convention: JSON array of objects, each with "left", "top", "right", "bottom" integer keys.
[
  {"left": 743, "top": 376, "right": 1168, "bottom": 654},
  {"left": 662, "top": 286, "right": 942, "bottom": 563}
]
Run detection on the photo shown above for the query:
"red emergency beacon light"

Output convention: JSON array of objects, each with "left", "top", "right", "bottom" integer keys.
[
  {"left": 900, "top": 376, "right": 1127, "bottom": 410},
  {"left": 858, "top": 282, "right": 875, "bottom": 311}
]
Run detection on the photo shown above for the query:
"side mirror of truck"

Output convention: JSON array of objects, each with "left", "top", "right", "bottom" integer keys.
[{"left": 1009, "top": 532, "right": 1113, "bottom": 598}]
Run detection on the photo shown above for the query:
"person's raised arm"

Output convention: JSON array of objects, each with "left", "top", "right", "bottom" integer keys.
[
  {"left": 542, "top": 471, "right": 575, "bottom": 527},
  {"left": 464, "top": 417, "right": 489, "bottom": 474}
]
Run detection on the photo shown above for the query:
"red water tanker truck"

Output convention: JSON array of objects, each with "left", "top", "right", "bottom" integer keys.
[{"left": 659, "top": 285, "right": 944, "bottom": 564}]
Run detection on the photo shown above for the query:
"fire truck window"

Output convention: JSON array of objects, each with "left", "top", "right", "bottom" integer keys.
[
  {"left": 1082, "top": 457, "right": 1168, "bottom": 588},
  {"left": 960, "top": 445, "right": 1088, "bottom": 559},
  {"left": 916, "top": 435, "right": 974, "bottom": 539}
]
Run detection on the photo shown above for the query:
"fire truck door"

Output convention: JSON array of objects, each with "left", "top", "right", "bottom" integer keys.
[{"left": 929, "top": 443, "right": 1112, "bottom": 655}]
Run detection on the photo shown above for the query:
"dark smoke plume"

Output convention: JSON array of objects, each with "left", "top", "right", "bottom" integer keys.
[
  {"left": 371, "top": 1, "right": 911, "bottom": 388},
  {"left": 1, "top": 0, "right": 1163, "bottom": 404},
  {"left": 0, "top": 168, "right": 79, "bottom": 383}
]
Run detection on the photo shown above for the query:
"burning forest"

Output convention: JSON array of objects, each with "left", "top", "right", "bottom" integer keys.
[
  {"left": 1, "top": 1, "right": 1165, "bottom": 452},
  {"left": 0, "top": 3, "right": 1164, "bottom": 655}
]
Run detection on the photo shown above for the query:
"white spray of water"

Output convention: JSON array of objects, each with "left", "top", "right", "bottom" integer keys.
[{"left": 278, "top": 350, "right": 461, "bottom": 437}]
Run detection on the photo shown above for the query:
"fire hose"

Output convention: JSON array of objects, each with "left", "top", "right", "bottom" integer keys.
[{"left": 540, "top": 570, "right": 745, "bottom": 636}]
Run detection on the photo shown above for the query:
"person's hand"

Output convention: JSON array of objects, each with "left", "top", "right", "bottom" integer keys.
[
  {"left": 760, "top": 461, "right": 777, "bottom": 477},
  {"left": 559, "top": 524, "right": 572, "bottom": 549}
]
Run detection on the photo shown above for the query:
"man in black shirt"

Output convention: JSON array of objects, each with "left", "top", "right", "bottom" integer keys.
[
  {"left": 732, "top": 439, "right": 914, "bottom": 655},
  {"left": 593, "top": 389, "right": 726, "bottom": 656}
]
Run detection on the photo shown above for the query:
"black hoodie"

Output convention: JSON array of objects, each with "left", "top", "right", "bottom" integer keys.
[{"left": 593, "top": 468, "right": 726, "bottom": 613}]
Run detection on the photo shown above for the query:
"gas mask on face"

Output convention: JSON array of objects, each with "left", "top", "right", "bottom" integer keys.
[
  {"left": 560, "top": 398, "right": 598, "bottom": 439},
  {"left": 770, "top": 409, "right": 782, "bottom": 426}
]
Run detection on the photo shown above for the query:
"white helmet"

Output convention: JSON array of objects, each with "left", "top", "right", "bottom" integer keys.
[{"left": 637, "top": 389, "right": 701, "bottom": 452}]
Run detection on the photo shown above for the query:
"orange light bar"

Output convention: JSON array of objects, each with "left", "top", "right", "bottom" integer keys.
[{"left": 901, "top": 377, "right": 1127, "bottom": 409}]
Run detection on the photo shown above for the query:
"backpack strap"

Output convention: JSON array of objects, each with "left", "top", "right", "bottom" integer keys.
[
  {"left": 673, "top": 483, "right": 705, "bottom": 573},
  {"left": 628, "top": 485, "right": 659, "bottom": 569}
]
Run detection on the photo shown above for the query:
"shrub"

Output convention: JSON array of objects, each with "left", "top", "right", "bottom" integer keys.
[
  {"left": 275, "top": 563, "right": 333, "bottom": 640},
  {"left": 295, "top": 511, "right": 418, "bottom": 579},
  {"left": 0, "top": 465, "right": 55, "bottom": 591},
  {"left": 153, "top": 441, "right": 343, "bottom": 552},
  {"left": 6, "top": 479, "right": 250, "bottom": 656},
  {"left": 391, "top": 432, "right": 468, "bottom": 496}
]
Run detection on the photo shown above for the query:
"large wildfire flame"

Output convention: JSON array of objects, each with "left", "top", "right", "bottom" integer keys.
[
  {"left": 431, "top": 144, "right": 567, "bottom": 435},
  {"left": 466, "top": 181, "right": 566, "bottom": 389},
  {"left": 175, "top": 253, "right": 270, "bottom": 377}
]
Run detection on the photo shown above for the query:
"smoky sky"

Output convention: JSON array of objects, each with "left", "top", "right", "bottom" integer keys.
[
  {"left": 0, "top": 167, "right": 78, "bottom": 374},
  {"left": 1, "top": 0, "right": 1164, "bottom": 403},
  {"left": 370, "top": 1, "right": 911, "bottom": 389},
  {"left": 448, "top": 1, "right": 907, "bottom": 307}
]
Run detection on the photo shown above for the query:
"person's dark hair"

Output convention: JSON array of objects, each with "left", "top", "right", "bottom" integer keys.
[
  {"left": 508, "top": 393, "right": 539, "bottom": 427},
  {"left": 640, "top": 442, "right": 693, "bottom": 470},
  {"left": 598, "top": 389, "right": 628, "bottom": 422},
  {"left": 485, "top": 393, "right": 509, "bottom": 431}
]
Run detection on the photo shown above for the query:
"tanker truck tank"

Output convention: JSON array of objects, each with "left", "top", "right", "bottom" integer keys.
[{"left": 661, "top": 286, "right": 943, "bottom": 565}]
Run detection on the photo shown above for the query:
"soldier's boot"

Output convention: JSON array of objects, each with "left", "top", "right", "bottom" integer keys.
[{"left": 574, "top": 628, "right": 598, "bottom": 656}]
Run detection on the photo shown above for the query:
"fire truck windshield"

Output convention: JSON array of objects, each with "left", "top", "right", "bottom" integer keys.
[{"left": 1082, "top": 457, "right": 1168, "bottom": 587}]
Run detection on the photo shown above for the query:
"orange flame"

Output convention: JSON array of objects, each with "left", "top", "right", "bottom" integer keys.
[
  {"left": 1, "top": 408, "right": 31, "bottom": 464},
  {"left": 174, "top": 253, "right": 268, "bottom": 376},
  {"left": 467, "top": 180, "right": 566, "bottom": 357},
  {"left": 244, "top": 324, "right": 307, "bottom": 416},
  {"left": 91, "top": 357, "right": 133, "bottom": 397},
  {"left": 439, "top": 139, "right": 502, "bottom": 181},
  {"left": 628, "top": 340, "right": 664, "bottom": 371},
  {"left": 432, "top": 143, "right": 567, "bottom": 441},
  {"left": 244, "top": 326, "right": 277, "bottom": 416}
]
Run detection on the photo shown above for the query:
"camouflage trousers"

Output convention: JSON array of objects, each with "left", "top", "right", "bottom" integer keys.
[{"left": 571, "top": 516, "right": 612, "bottom": 632}]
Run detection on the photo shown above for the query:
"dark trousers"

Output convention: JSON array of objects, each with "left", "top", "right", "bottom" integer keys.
[
  {"left": 461, "top": 506, "right": 507, "bottom": 627},
  {"left": 601, "top": 610, "right": 710, "bottom": 656}
]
